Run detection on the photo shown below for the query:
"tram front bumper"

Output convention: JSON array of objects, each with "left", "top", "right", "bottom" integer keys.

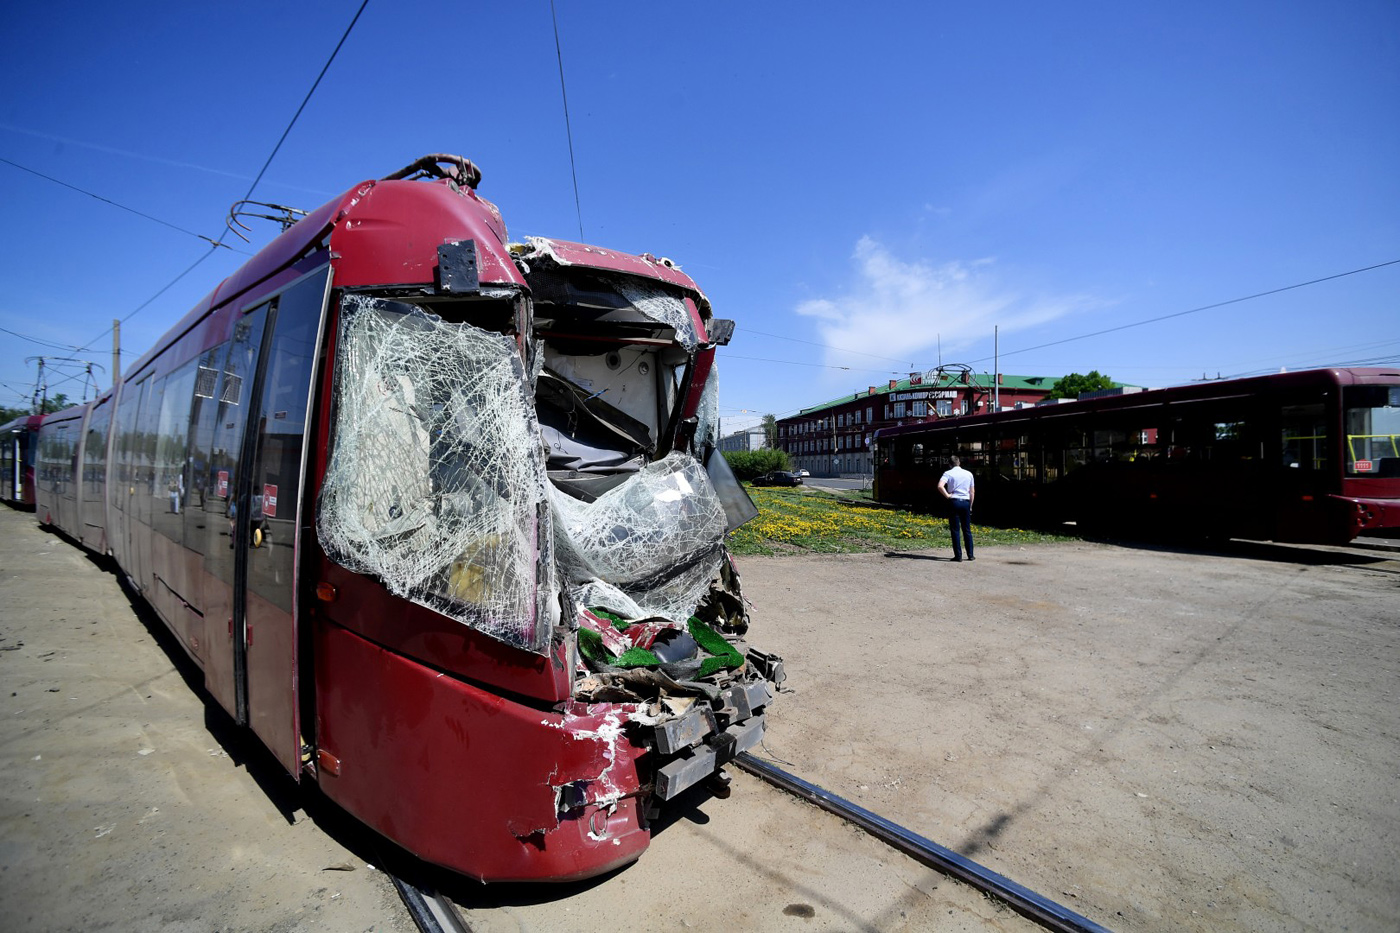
[{"left": 652, "top": 679, "right": 772, "bottom": 800}]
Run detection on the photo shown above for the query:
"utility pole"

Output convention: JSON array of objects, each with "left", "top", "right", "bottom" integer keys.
[
  {"left": 994, "top": 325, "right": 1000, "bottom": 411},
  {"left": 112, "top": 319, "right": 121, "bottom": 393}
]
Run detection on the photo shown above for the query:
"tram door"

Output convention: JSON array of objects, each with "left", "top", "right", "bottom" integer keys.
[{"left": 203, "top": 268, "right": 330, "bottom": 774}]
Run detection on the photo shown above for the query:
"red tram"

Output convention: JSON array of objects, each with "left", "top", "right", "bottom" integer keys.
[
  {"left": 28, "top": 155, "right": 779, "bottom": 882},
  {"left": 1, "top": 413, "right": 42, "bottom": 508},
  {"left": 873, "top": 368, "right": 1400, "bottom": 543}
]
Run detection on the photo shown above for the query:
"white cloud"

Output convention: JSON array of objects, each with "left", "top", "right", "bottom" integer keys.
[{"left": 794, "top": 236, "right": 1091, "bottom": 373}]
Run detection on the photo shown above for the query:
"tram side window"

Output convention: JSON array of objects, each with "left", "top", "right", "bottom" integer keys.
[
  {"left": 84, "top": 402, "right": 111, "bottom": 516},
  {"left": 1343, "top": 386, "right": 1400, "bottom": 476},
  {"left": 246, "top": 280, "right": 325, "bottom": 613},
  {"left": 134, "top": 378, "right": 164, "bottom": 529},
  {"left": 152, "top": 361, "right": 199, "bottom": 546},
  {"left": 204, "top": 307, "right": 269, "bottom": 584},
  {"left": 186, "top": 347, "right": 228, "bottom": 557},
  {"left": 996, "top": 433, "right": 1035, "bottom": 481},
  {"left": 1129, "top": 427, "right": 1160, "bottom": 462},
  {"left": 1211, "top": 421, "right": 1256, "bottom": 462},
  {"left": 1282, "top": 404, "right": 1328, "bottom": 472},
  {"left": 111, "top": 375, "right": 151, "bottom": 515},
  {"left": 38, "top": 424, "right": 72, "bottom": 495},
  {"left": 1050, "top": 427, "right": 1089, "bottom": 477}
]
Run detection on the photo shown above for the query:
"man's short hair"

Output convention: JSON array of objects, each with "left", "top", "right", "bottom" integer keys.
[{"left": 949, "top": 455, "right": 960, "bottom": 466}]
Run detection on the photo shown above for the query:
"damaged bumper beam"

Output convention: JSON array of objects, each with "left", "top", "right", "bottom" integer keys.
[
  {"left": 654, "top": 715, "right": 765, "bottom": 800},
  {"left": 652, "top": 679, "right": 771, "bottom": 756}
]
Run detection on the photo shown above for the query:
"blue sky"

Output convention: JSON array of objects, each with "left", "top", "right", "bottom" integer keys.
[{"left": 2, "top": 1, "right": 1397, "bottom": 433}]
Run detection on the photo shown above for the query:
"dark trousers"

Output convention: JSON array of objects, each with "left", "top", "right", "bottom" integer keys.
[{"left": 949, "top": 498, "right": 974, "bottom": 559}]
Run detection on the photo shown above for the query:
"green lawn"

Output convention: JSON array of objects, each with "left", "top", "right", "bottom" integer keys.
[{"left": 727, "top": 484, "right": 1069, "bottom": 556}]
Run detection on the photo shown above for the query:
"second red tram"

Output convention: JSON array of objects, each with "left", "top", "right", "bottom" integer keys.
[
  {"left": 873, "top": 368, "right": 1400, "bottom": 544},
  {"left": 30, "top": 154, "right": 779, "bottom": 882},
  {"left": 1, "top": 413, "right": 42, "bottom": 508}
]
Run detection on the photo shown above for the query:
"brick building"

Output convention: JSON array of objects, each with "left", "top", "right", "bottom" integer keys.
[{"left": 776, "top": 372, "right": 1055, "bottom": 477}]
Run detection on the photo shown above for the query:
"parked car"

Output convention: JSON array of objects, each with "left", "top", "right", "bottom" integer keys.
[
  {"left": 752, "top": 470, "right": 803, "bottom": 487},
  {"left": 796, "top": 469, "right": 810, "bottom": 477}
]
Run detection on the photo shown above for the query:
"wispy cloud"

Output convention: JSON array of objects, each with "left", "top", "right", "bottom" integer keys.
[{"left": 795, "top": 236, "right": 1093, "bottom": 373}]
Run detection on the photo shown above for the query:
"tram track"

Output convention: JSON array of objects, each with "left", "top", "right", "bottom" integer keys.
[
  {"left": 390, "top": 755, "right": 1114, "bottom": 933},
  {"left": 388, "top": 869, "right": 473, "bottom": 933},
  {"left": 733, "top": 752, "right": 1114, "bottom": 933}
]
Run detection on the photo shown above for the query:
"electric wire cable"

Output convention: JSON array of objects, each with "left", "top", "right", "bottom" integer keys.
[
  {"left": 69, "top": 0, "right": 371, "bottom": 358},
  {"left": 970, "top": 257, "right": 1400, "bottom": 367},
  {"left": 0, "top": 325, "right": 84, "bottom": 353},
  {"left": 550, "top": 0, "right": 585, "bottom": 241},
  {"left": 0, "top": 157, "right": 239, "bottom": 249},
  {"left": 736, "top": 326, "right": 919, "bottom": 367}
]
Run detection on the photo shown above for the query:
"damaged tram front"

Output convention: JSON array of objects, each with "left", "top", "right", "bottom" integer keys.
[{"left": 305, "top": 158, "right": 781, "bottom": 882}]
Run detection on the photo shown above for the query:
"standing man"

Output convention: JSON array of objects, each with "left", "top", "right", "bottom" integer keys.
[{"left": 937, "top": 455, "right": 975, "bottom": 561}]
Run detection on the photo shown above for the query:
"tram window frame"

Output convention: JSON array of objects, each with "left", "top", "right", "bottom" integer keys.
[
  {"left": 1342, "top": 386, "right": 1400, "bottom": 476},
  {"left": 83, "top": 400, "right": 111, "bottom": 517},
  {"left": 112, "top": 374, "right": 151, "bottom": 514},
  {"left": 152, "top": 360, "right": 200, "bottom": 547},
  {"left": 245, "top": 276, "right": 327, "bottom": 613},
  {"left": 1281, "top": 403, "right": 1329, "bottom": 472},
  {"left": 203, "top": 305, "right": 270, "bottom": 584},
  {"left": 134, "top": 376, "right": 165, "bottom": 530},
  {"left": 187, "top": 345, "right": 231, "bottom": 558}
]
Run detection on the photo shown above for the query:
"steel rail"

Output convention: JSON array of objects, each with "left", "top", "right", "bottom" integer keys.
[
  {"left": 387, "top": 870, "right": 473, "bottom": 933},
  {"left": 734, "top": 752, "right": 1115, "bottom": 933}
]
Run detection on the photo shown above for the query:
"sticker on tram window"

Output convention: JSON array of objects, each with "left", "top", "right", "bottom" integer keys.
[
  {"left": 217, "top": 470, "right": 229, "bottom": 497},
  {"left": 1354, "top": 460, "right": 1373, "bottom": 472},
  {"left": 263, "top": 484, "right": 278, "bottom": 518}
]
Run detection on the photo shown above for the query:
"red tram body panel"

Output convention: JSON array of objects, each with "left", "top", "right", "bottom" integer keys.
[
  {"left": 873, "top": 367, "right": 1400, "bottom": 543},
  {"left": 22, "top": 156, "right": 779, "bottom": 883}
]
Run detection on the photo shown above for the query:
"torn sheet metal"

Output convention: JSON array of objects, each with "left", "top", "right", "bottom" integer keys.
[
  {"left": 515, "top": 236, "right": 707, "bottom": 311},
  {"left": 317, "top": 295, "right": 557, "bottom": 653}
]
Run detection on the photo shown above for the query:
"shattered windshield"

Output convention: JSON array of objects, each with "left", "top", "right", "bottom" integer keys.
[
  {"left": 318, "top": 278, "right": 737, "bottom": 657},
  {"left": 318, "top": 295, "right": 557, "bottom": 653},
  {"left": 550, "top": 452, "right": 727, "bottom": 624}
]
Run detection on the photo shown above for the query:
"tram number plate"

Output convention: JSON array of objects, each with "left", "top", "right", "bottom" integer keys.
[
  {"left": 264, "top": 484, "right": 278, "bottom": 518},
  {"left": 1355, "top": 460, "right": 1373, "bottom": 472}
]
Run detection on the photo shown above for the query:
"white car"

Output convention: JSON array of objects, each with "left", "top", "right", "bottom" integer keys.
[{"left": 797, "top": 469, "right": 810, "bottom": 477}]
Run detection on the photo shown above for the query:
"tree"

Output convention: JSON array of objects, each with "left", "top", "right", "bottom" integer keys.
[
  {"left": 722, "top": 448, "right": 790, "bottom": 480},
  {"left": 1046, "top": 371, "right": 1115, "bottom": 401},
  {"left": 1, "top": 393, "right": 74, "bottom": 422},
  {"left": 40, "top": 393, "right": 70, "bottom": 414},
  {"left": 761, "top": 413, "right": 777, "bottom": 449}
]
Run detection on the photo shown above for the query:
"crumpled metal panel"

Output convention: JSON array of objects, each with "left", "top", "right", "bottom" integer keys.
[{"left": 517, "top": 236, "right": 708, "bottom": 312}]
